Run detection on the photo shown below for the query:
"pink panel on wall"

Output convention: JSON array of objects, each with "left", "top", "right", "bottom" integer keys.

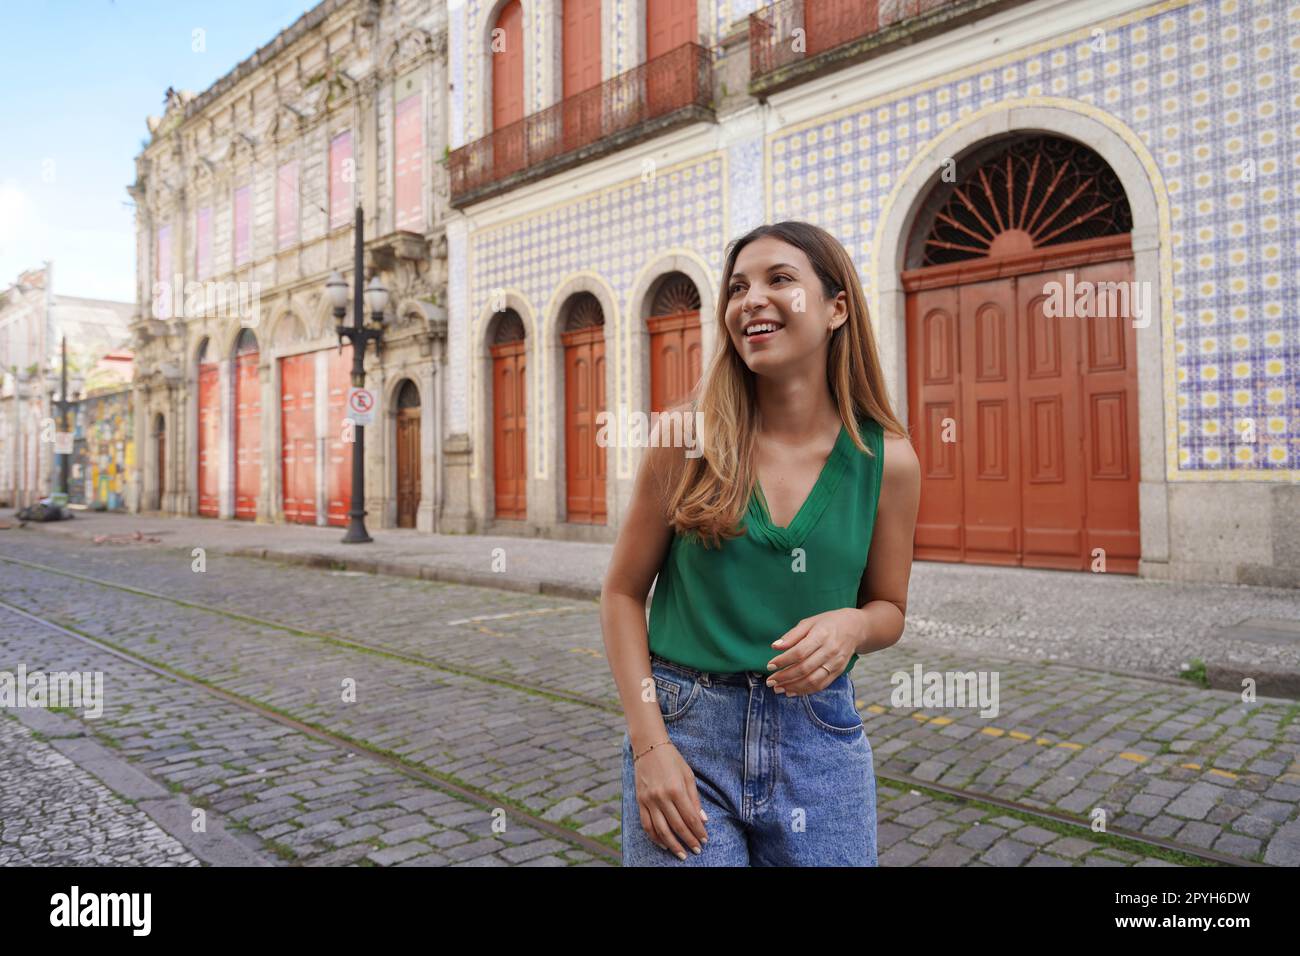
[
  {"left": 196, "top": 206, "right": 212, "bottom": 278},
  {"left": 329, "top": 131, "right": 353, "bottom": 229},
  {"left": 394, "top": 94, "right": 423, "bottom": 231},
  {"left": 156, "top": 224, "right": 172, "bottom": 283},
  {"left": 276, "top": 161, "right": 299, "bottom": 250},
  {"left": 233, "top": 185, "right": 252, "bottom": 266}
]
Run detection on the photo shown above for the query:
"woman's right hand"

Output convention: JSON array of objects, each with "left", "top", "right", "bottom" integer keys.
[{"left": 633, "top": 742, "right": 709, "bottom": 859}]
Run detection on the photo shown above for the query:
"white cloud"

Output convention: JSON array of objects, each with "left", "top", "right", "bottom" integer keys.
[{"left": 0, "top": 177, "right": 135, "bottom": 302}]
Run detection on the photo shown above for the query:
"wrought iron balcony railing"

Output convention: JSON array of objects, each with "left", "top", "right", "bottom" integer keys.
[
  {"left": 450, "top": 42, "right": 712, "bottom": 206},
  {"left": 750, "top": 0, "right": 969, "bottom": 86}
]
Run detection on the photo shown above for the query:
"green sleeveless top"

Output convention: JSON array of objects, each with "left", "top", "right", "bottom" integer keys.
[{"left": 647, "top": 412, "right": 885, "bottom": 677}]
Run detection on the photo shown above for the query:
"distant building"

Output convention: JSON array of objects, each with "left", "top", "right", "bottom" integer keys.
[{"left": 0, "top": 264, "right": 133, "bottom": 508}]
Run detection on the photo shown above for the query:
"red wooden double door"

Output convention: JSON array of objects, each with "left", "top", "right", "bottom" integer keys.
[
  {"left": 197, "top": 347, "right": 263, "bottom": 520},
  {"left": 906, "top": 255, "right": 1140, "bottom": 573},
  {"left": 279, "top": 347, "right": 354, "bottom": 526}
]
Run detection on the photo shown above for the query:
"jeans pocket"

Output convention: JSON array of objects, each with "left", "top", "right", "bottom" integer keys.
[
  {"left": 802, "top": 676, "right": 863, "bottom": 734},
  {"left": 652, "top": 662, "right": 699, "bottom": 722}
]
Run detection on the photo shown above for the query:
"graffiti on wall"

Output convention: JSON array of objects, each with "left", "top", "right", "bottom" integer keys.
[{"left": 71, "top": 387, "right": 134, "bottom": 510}]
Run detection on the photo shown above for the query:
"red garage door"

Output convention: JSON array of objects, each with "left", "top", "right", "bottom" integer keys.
[
  {"left": 233, "top": 331, "right": 260, "bottom": 520},
  {"left": 197, "top": 358, "right": 220, "bottom": 517},
  {"left": 280, "top": 352, "right": 316, "bottom": 524}
]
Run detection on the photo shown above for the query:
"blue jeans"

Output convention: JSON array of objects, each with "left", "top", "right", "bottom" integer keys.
[{"left": 621, "top": 652, "right": 878, "bottom": 866}]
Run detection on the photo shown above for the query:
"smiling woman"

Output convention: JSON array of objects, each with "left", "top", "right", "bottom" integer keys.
[{"left": 601, "top": 219, "right": 921, "bottom": 867}]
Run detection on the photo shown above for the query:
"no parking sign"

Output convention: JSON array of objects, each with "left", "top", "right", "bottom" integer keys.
[{"left": 347, "top": 387, "right": 376, "bottom": 426}]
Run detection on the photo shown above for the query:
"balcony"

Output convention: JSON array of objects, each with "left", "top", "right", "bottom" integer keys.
[
  {"left": 749, "top": 0, "right": 1029, "bottom": 96},
  {"left": 449, "top": 42, "right": 713, "bottom": 207}
]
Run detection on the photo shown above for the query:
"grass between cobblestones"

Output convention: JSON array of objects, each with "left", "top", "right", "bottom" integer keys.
[
  {"left": 1277, "top": 704, "right": 1300, "bottom": 732},
  {"left": 883, "top": 781, "right": 1220, "bottom": 866},
  {"left": 1178, "top": 659, "right": 1209, "bottom": 688}
]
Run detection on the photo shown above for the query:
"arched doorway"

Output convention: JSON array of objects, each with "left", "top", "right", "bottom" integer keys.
[
  {"left": 903, "top": 134, "right": 1140, "bottom": 573},
  {"left": 233, "top": 327, "right": 261, "bottom": 520},
  {"left": 490, "top": 310, "right": 527, "bottom": 519},
  {"left": 647, "top": 273, "right": 702, "bottom": 412},
  {"left": 197, "top": 338, "right": 220, "bottom": 517},
  {"left": 561, "top": 293, "right": 606, "bottom": 524},
  {"left": 395, "top": 379, "right": 421, "bottom": 528},
  {"left": 153, "top": 413, "right": 165, "bottom": 511}
]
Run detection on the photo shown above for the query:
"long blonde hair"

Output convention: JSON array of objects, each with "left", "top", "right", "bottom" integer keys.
[{"left": 664, "top": 220, "right": 906, "bottom": 548}]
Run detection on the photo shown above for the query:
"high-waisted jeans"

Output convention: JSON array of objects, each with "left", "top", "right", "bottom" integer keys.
[{"left": 621, "top": 652, "right": 878, "bottom": 866}]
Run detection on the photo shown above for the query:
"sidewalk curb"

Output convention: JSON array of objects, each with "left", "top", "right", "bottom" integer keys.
[
  {"left": 10, "top": 708, "right": 274, "bottom": 867},
  {"left": 10, "top": 519, "right": 605, "bottom": 603},
  {"left": 1206, "top": 663, "right": 1300, "bottom": 701},
  {"left": 224, "top": 545, "right": 603, "bottom": 601}
]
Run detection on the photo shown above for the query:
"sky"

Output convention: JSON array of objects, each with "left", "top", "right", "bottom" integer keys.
[{"left": 0, "top": 0, "right": 317, "bottom": 302}]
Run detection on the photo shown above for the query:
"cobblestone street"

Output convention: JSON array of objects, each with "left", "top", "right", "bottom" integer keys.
[{"left": 2, "top": 522, "right": 1297, "bottom": 867}]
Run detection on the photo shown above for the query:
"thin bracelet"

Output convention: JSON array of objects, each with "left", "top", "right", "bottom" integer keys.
[{"left": 633, "top": 739, "right": 672, "bottom": 763}]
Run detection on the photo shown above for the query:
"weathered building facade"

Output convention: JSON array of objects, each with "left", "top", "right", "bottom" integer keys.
[
  {"left": 444, "top": 0, "right": 1298, "bottom": 584},
  {"left": 129, "top": 0, "right": 452, "bottom": 529}
]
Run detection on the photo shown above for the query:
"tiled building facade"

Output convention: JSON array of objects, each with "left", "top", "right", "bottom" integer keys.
[{"left": 443, "top": 0, "right": 1298, "bottom": 585}]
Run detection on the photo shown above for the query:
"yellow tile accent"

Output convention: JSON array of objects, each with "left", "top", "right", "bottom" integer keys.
[
  {"left": 1119, "top": 752, "right": 1150, "bottom": 762},
  {"left": 981, "top": 727, "right": 1005, "bottom": 737},
  {"left": 911, "top": 713, "right": 930, "bottom": 722},
  {"left": 1009, "top": 731, "right": 1032, "bottom": 740},
  {"left": 1035, "top": 737, "right": 1054, "bottom": 746},
  {"left": 1181, "top": 762, "right": 1202, "bottom": 770},
  {"left": 928, "top": 717, "right": 954, "bottom": 727},
  {"left": 866, "top": 704, "right": 887, "bottom": 715},
  {"left": 1208, "top": 768, "right": 1238, "bottom": 780},
  {"left": 1056, "top": 742, "right": 1084, "bottom": 751}
]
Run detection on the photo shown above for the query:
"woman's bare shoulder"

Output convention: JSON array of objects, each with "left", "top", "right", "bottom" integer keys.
[{"left": 880, "top": 430, "right": 920, "bottom": 490}]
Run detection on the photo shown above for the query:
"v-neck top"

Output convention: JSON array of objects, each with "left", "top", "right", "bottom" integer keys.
[{"left": 647, "top": 412, "right": 886, "bottom": 677}]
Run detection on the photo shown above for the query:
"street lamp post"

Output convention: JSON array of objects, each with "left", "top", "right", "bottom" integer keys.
[
  {"left": 42, "top": 337, "right": 85, "bottom": 506},
  {"left": 42, "top": 337, "right": 71, "bottom": 499},
  {"left": 58, "top": 336, "right": 70, "bottom": 497},
  {"left": 326, "top": 204, "right": 389, "bottom": 544}
]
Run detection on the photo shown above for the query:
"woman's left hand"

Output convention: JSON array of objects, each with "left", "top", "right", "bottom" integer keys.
[{"left": 765, "top": 608, "right": 866, "bottom": 696}]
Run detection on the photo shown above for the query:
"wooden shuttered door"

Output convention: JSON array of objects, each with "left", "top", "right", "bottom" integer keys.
[
  {"left": 562, "top": 294, "right": 606, "bottom": 524},
  {"left": 648, "top": 273, "right": 702, "bottom": 413},
  {"left": 491, "top": 312, "right": 527, "bottom": 520}
]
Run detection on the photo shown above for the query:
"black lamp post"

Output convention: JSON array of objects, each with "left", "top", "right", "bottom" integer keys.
[
  {"left": 326, "top": 204, "right": 389, "bottom": 544},
  {"left": 44, "top": 336, "right": 79, "bottom": 500}
]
